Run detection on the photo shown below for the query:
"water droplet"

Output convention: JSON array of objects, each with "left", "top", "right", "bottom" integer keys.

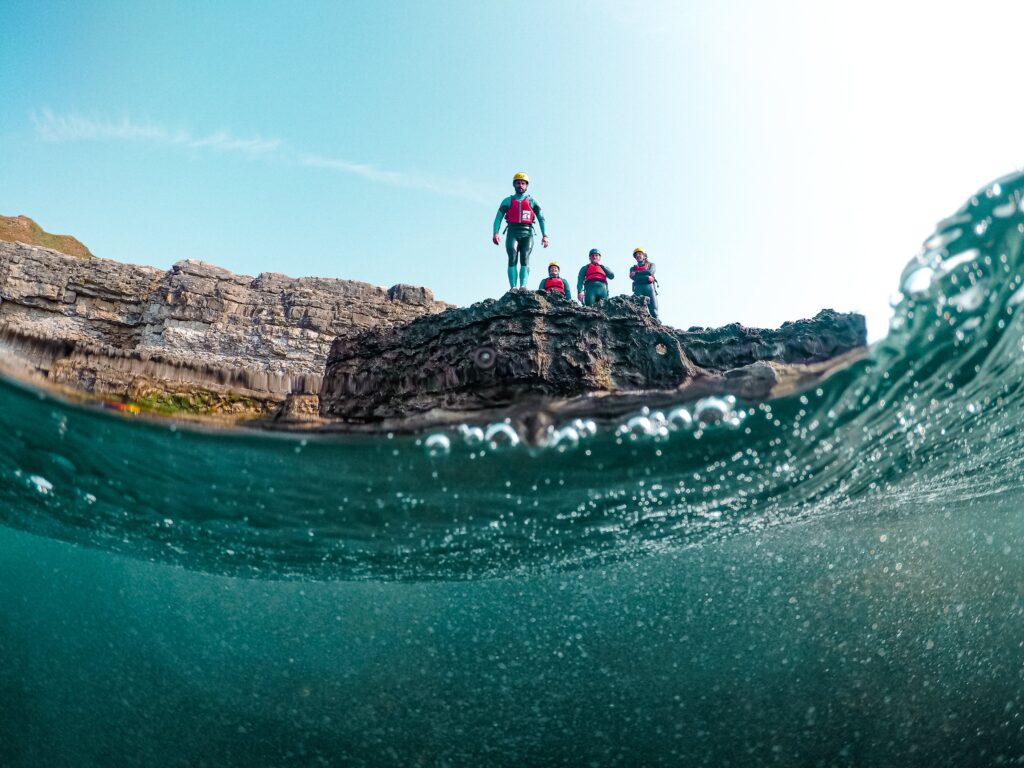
[
  {"left": 946, "top": 282, "right": 986, "bottom": 312},
  {"left": 924, "top": 228, "right": 962, "bottom": 250},
  {"left": 1008, "top": 284, "right": 1024, "bottom": 306},
  {"left": 993, "top": 200, "right": 1017, "bottom": 218},
  {"left": 902, "top": 267, "right": 934, "bottom": 297}
]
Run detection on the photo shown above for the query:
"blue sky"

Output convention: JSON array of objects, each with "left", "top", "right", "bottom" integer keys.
[{"left": 3, "top": 1, "right": 1024, "bottom": 339}]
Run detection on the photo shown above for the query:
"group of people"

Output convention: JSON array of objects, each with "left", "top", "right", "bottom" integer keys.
[{"left": 491, "top": 172, "right": 658, "bottom": 318}]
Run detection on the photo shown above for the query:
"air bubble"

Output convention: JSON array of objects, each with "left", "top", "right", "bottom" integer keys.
[
  {"left": 667, "top": 406, "right": 693, "bottom": 430},
  {"left": 694, "top": 397, "right": 732, "bottom": 425},
  {"left": 550, "top": 426, "right": 580, "bottom": 451},
  {"left": 424, "top": 433, "right": 451, "bottom": 456},
  {"left": 619, "top": 415, "right": 656, "bottom": 440},
  {"left": 29, "top": 475, "right": 53, "bottom": 495},
  {"left": 484, "top": 422, "right": 520, "bottom": 449},
  {"left": 572, "top": 418, "right": 597, "bottom": 436},
  {"left": 458, "top": 424, "right": 485, "bottom": 445}
]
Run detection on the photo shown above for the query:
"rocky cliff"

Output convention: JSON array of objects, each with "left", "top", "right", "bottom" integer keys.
[
  {"left": 0, "top": 234, "right": 868, "bottom": 431},
  {"left": 0, "top": 240, "right": 448, "bottom": 414},
  {"left": 320, "top": 291, "right": 867, "bottom": 428}
]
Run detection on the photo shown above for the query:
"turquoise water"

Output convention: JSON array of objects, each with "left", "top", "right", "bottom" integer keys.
[{"left": 2, "top": 174, "right": 1024, "bottom": 765}]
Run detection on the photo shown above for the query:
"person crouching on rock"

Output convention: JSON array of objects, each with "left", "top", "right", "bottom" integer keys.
[
  {"left": 493, "top": 171, "right": 549, "bottom": 291},
  {"left": 577, "top": 248, "right": 614, "bottom": 306},
  {"left": 629, "top": 247, "right": 658, "bottom": 318},
  {"left": 539, "top": 262, "right": 572, "bottom": 299}
]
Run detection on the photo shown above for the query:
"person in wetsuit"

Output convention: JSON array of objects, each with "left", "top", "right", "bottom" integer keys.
[
  {"left": 492, "top": 172, "right": 549, "bottom": 290},
  {"left": 538, "top": 261, "right": 572, "bottom": 298},
  {"left": 629, "top": 247, "right": 658, "bottom": 318},
  {"left": 576, "top": 248, "right": 614, "bottom": 306}
]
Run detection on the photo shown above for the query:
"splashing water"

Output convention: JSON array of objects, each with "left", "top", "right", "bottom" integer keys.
[{"left": 2, "top": 173, "right": 1024, "bottom": 765}]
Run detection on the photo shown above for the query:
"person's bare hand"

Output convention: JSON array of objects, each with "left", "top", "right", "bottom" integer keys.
[
  {"left": 542, "top": 236, "right": 550, "bottom": 248},
  {"left": 492, "top": 234, "right": 500, "bottom": 245}
]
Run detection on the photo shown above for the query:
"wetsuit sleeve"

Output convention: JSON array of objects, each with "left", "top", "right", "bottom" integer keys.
[
  {"left": 493, "top": 197, "right": 512, "bottom": 235},
  {"left": 647, "top": 262, "right": 656, "bottom": 278},
  {"left": 604, "top": 267, "right": 615, "bottom": 280},
  {"left": 629, "top": 265, "right": 638, "bottom": 281},
  {"left": 577, "top": 266, "right": 587, "bottom": 293},
  {"left": 562, "top": 278, "right": 572, "bottom": 297},
  {"left": 530, "top": 197, "right": 547, "bottom": 237},
  {"left": 538, "top": 278, "right": 547, "bottom": 290}
]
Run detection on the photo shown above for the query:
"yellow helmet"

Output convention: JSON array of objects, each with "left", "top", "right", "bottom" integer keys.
[
  {"left": 548, "top": 261, "right": 560, "bottom": 270},
  {"left": 633, "top": 247, "right": 647, "bottom": 256},
  {"left": 513, "top": 172, "right": 530, "bottom": 184}
]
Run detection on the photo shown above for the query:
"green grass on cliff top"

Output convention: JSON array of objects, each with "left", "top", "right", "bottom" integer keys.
[{"left": 0, "top": 215, "right": 93, "bottom": 259}]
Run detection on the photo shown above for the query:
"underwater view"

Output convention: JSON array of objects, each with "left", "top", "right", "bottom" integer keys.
[{"left": 2, "top": 173, "right": 1024, "bottom": 766}]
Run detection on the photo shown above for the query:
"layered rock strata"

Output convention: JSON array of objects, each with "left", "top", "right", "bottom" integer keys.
[
  {"left": 320, "top": 291, "right": 867, "bottom": 427},
  {"left": 0, "top": 240, "right": 448, "bottom": 413}
]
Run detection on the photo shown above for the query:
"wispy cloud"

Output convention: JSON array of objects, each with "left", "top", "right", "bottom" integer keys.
[
  {"left": 31, "top": 109, "right": 485, "bottom": 202},
  {"left": 32, "top": 109, "right": 282, "bottom": 155}
]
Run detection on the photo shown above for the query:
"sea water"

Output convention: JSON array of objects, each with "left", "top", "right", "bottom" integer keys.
[{"left": 1, "top": 174, "right": 1023, "bottom": 766}]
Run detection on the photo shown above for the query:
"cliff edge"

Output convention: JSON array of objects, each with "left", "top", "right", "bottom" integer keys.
[{"left": 320, "top": 291, "right": 867, "bottom": 430}]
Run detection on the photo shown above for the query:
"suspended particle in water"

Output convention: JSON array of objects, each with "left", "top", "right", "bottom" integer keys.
[{"left": 424, "top": 433, "right": 451, "bottom": 456}]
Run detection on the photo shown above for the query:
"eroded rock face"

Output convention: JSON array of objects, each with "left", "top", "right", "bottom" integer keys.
[
  {"left": 320, "top": 291, "right": 867, "bottom": 423},
  {"left": 0, "top": 241, "right": 449, "bottom": 405},
  {"left": 677, "top": 310, "right": 868, "bottom": 370}
]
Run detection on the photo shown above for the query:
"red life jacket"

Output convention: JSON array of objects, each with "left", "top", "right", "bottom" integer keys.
[
  {"left": 585, "top": 263, "right": 607, "bottom": 282},
  {"left": 543, "top": 277, "right": 565, "bottom": 294},
  {"left": 632, "top": 262, "right": 651, "bottom": 281},
  {"left": 505, "top": 196, "right": 535, "bottom": 225}
]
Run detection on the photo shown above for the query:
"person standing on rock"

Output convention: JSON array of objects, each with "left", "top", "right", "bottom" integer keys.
[
  {"left": 493, "top": 172, "right": 549, "bottom": 290},
  {"left": 577, "top": 248, "right": 614, "bottom": 306},
  {"left": 629, "top": 247, "right": 658, "bottom": 318},
  {"left": 538, "top": 262, "right": 572, "bottom": 298}
]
